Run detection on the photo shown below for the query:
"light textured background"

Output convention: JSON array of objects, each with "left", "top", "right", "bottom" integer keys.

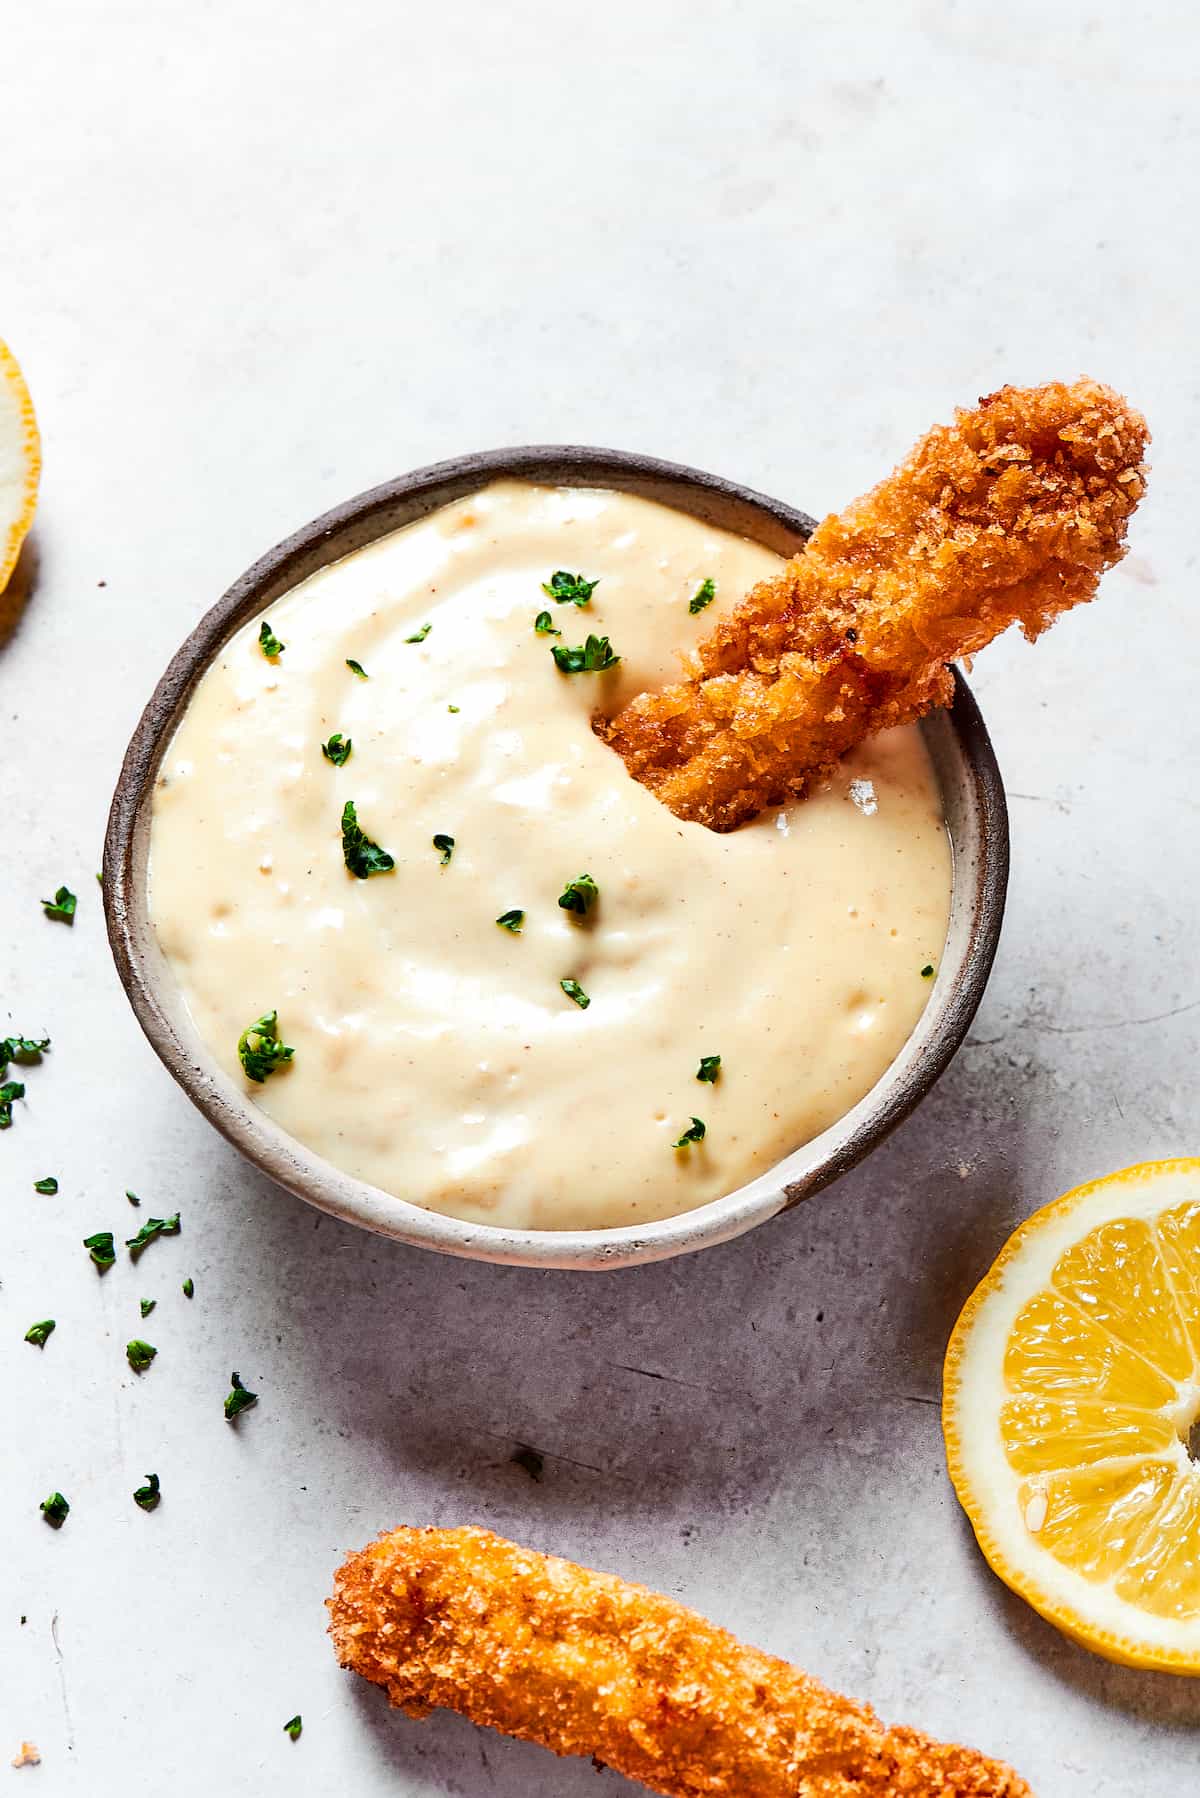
[{"left": 3, "top": 3, "right": 1198, "bottom": 1793}]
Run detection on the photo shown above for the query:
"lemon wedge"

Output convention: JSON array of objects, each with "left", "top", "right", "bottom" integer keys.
[
  {"left": 943, "top": 1158, "right": 1200, "bottom": 1671},
  {"left": 0, "top": 338, "right": 40, "bottom": 596}
]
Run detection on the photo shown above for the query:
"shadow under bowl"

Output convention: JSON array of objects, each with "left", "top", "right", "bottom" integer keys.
[{"left": 103, "top": 445, "right": 1009, "bottom": 1270}]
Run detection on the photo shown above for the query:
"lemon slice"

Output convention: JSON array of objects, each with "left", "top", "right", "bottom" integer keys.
[
  {"left": 943, "top": 1158, "right": 1200, "bottom": 1671},
  {"left": 0, "top": 338, "right": 41, "bottom": 596}
]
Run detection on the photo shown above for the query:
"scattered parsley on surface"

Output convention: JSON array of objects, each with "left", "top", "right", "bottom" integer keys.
[
  {"left": 283, "top": 1716, "right": 303, "bottom": 1742},
  {"left": 432, "top": 833, "right": 455, "bottom": 866},
  {"left": 341, "top": 800, "right": 395, "bottom": 879},
  {"left": 511, "top": 1444, "right": 544, "bottom": 1481},
  {"left": 551, "top": 634, "right": 620, "bottom": 674},
  {"left": 258, "top": 620, "right": 285, "bottom": 658},
  {"left": 447, "top": 703, "right": 460, "bottom": 713},
  {"left": 495, "top": 909, "right": 524, "bottom": 933},
  {"left": 126, "top": 1213, "right": 181, "bottom": 1259},
  {"left": 238, "top": 1011, "right": 295, "bottom": 1082},
  {"left": 0, "top": 1035, "right": 50, "bottom": 1070},
  {"left": 673, "top": 1117, "right": 706, "bottom": 1149},
  {"left": 126, "top": 1338, "right": 158, "bottom": 1373},
  {"left": 921, "top": 963, "right": 935, "bottom": 978},
  {"left": 33, "top": 1177, "right": 58, "bottom": 1194},
  {"left": 533, "top": 611, "right": 561, "bottom": 636},
  {"left": 321, "top": 732, "right": 352, "bottom": 766},
  {"left": 24, "top": 1320, "right": 55, "bottom": 1348},
  {"left": 696, "top": 1054, "right": 722, "bottom": 1083},
  {"left": 182, "top": 1277, "right": 195, "bottom": 1299},
  {"left": 542, "top": 570, "right": 598, "bottom": 607},
  {"left": 40, "top": 1492, "right": 69, "bottom": 1529},
  {"left": 345, "top": 658, "right": 368, "bottom": 679},
  {"left": 688, "top": 577, "right": 716, "bottom": 615},
  {"left": 84, "top": 1230, "right": 116, "bottom": 1271},
  {"left": 405, "top": 623, "right": 431, "bottom": 643},
  {"left": 224, "top": 1372, "right": 258, "bottom": 1421},
  {"left": 42, "top": 885, "right": 77, "bottom": 923},
  {"left": 133, "top": 1473, "right": 161, "bottom": 1512},
  {"left": 559, "top": 978, "right": 590, "bottom": 1010},
  {"left": 0, "top": 1082, "right": 25, "bottom": 1128},
  {"left": 126, "top": 1189, "right": 141, "bottom": 1206},
  {"left": 140, "top": 1298, "right": 156, "bottom": 1319},
  {"left": 558, "top": 873, "right": 598, "bottom": 918}
]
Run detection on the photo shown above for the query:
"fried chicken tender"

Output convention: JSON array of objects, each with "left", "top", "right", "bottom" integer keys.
[
  {"left": 329, "top": 1525, "right": 1031, "bottom": 1796},
  {"left": 601, "top": 380, "right": 1148, "bottom": 831}
]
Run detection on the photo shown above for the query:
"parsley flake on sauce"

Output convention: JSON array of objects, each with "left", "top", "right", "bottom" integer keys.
[
  {"left": 224, "top": 1371, "right": 258, "bottom": 1422},
  {"left": 673, "top": 1117, "right": 706, "bottom": 1149},
  {"left": 126, "top": 1213, "right": 181, "bottom": 1259},
  {"left": 533, "top": 611, "right": 561, "bottom": 636},
  {"left": 696, "top": 1054, "right": 722, "bottom": 1083},
  {"left": 40, "top": 1491, "right": 69, "bottom": 1529},
  {"left": 921, "top": 963, "right": 936, "bottom": 978},
  {"left": 542, "top": 570, "right": 598, "bottom": 607},
  {"left": 321, "top": 732, "right": 352, "bottom": 766},
  {"left": 558, "top": 874, "right": 598, "bottom": 918},
  {"left": 140, "top": 1298, "right": 156, "bottom": 1319},
  {"left": 551, "top": 634, "right": 620, "bottom": 674},
  {"left": 34, "top": 1177, "right": 58, "bottom": 1194},
  {"left": 495, "top": 909, "right": 525, "bottom": 933},
  {"left": 559, "top": 978, "right": 590, "bottom": 1010},
  {"left": 133, "top": 1473, "right": 161, "bottom": 1512},
  {"left": 84, "top": 1230, "right": 116, "bottom": 1271},
  {"left": 126, "top": 1338, "right": 157, "bottom": 1373},
  {"left": 258, "top": 620, "right": 285, "bottom": 658},
  {"left": 447, "top": 703, "right": 460, "bottom": 713},
  {"left": 182, "top": 1277, "right": 195, "bottom": 1299},
  {"left": 283, "top": 1715, "right": 303, "bottom": 1741},
  {"left": 689, "top": 577, "right": 716, "bottom": 615},
  {"left": 405, "top": 622, "right": 431, "bottom": 643},
  {"left": 24, "top": 1320, "right": 55, "bottom": 1348},
  {"left": 238, "top": 1011, "right": 295, "bottom": 1082},
  {"left": 42, "top": 885, "right": 77, "bottom": 923},
  {"left": 341, "top": 801, "right": 395, "bottom": 878},
  {"left": 345, "top": 658, "right": 368, "bottom": 679},
  {"left": 433, "top": 833, "right": 455, "bottom": 866}
]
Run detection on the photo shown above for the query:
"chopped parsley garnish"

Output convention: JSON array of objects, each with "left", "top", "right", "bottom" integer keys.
[
  {"left": 283, "top": 1716, "right": 303, "bottom": 1742},
  {"left": 133, "top": 1473, "right": 161, "bottom": 1512},
  {"left": 558, "top": 873, "right": 598, "bottom": 918},
  {"left": 33, "top": 1177, "right": 58, "bottom": 1194},
  {"left": 182, "top": 1277, "right": 195, "bottom": 1299},
  {"left": 432, "top": 833, "right": 455, "bottom": 866},
  {"left": 560, "top": 978, "right": 590, "bottom": 1010},
  {"left": 84, "top": 1230, "right": 116, "bottom": 1271},
  {"left": 0, "top": 1035, "right": 49, "bottom": 1070},
  {"left": 921, "top": 963, "right": 935, "bottom": 978},
  {"left": 140, "top": 1298, "right": 156, "bottom": 1319},
  {"left": 341, "top": 800, "right": 395, "bottom": 878},
  {"left": 126, "top": 1190, "right": 141, "bottom": 1206},
  {"left": 258, "top": 620, "right": 285, "bottom": 658},
  {"left": 42, "top": 885, "right": 77, "bottom": 923},
  {"left": 495, "top": 909, "right": 524, "bottom": 933},
  {"left": 238, "top": 1011, "right": 295, "bottom": 1082},
  {"left": 40, "top": 1492, "right": 69, "bottom": 1529},
  {"left": 696, "top": 1054, "right": 722, "bottom": 1083},
  {"left": 542, "top": 570, "right": 598, "bottom": 607},
  {"left": 689, "top": 577, "right": 716, "bottom": 615},
  {"left": 126, "top": 1338, "right": 158, "bottom": 1373},
  {"left": 345, "top": 658, "right": 368, "bottom": 678},
  {"left": 533, "top": 611, "right": 561, "bottom": 636},
  {"left": 24, "top": 1320, "right": 55, "bottom": 1348},
  {"left": 405, "top": 622, "right": 431, "bottom": 643},
  {"left": 224, "top": 1371, "right": 258, "bottom": 1421},
  {"left": 551, "top": 634, "right": 620, "bottom": 674},
  {"left": 511, "top": 1444, "right": 544, "bottom": 1481},
  {"left": 673, "top": 1117, "right": 706, "bottom": 1149},
  {"left": 447, "top": 703, "right": 460, "bottom": 713},
  {"left": 0, "top": 1082, "right": 25, "bottom": 1128},
  {"left": 126, "top": 1213, "right": 181, "bottom": 1259},
  {"left": 321, "top": 732, "right": 352, "bottom": 766}
]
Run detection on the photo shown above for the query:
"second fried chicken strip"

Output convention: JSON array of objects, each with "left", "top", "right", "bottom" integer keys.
[
  {"left": 329, "top": 1524, "right": 1031, "bottom": 1796},
  {"left": 601, "top": 380, "right": 1147, "bottom": 831}
]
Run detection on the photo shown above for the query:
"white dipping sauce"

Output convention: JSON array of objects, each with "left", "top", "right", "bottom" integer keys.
[{"left": 150, "top": 482, "right": 952, "bottom": 1230}]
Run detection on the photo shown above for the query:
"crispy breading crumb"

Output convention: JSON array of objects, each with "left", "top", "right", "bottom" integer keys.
[
  {"left": 329, "top": 1525, "right": 1031, "bottom": 1796},
  {"left": 11, "top": 1742, "right": 40, "bottom": 1768},
  {"left": 600, "top": 380, "right": 1148, "bottom": 831}
]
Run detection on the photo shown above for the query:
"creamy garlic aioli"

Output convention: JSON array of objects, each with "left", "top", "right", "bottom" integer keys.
[{"left": 150, "top": 482, "right": 952, "bottom": 1230}]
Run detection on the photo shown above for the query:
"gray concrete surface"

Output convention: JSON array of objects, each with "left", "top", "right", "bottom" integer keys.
[{"left": 3, "top": 2, "right": 1198, "bottom": 1792}]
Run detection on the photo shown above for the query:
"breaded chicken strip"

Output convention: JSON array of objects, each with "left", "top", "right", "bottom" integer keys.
[
  {"left": 329, "top": 1525, "right": 1031, "bottom": 1796},
  {"left": 601, "top": 380, "right": 1147, "bottom": 831}
]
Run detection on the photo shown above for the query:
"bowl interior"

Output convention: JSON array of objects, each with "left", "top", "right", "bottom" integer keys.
[{"left": 104, "top": 446, "right": 1008, "bottom": 1270}]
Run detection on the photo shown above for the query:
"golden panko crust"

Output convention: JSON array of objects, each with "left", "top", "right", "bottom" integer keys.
[
  {"left": 329, "top": 1525, "right": 1032, "bottom": 1797},
  {"left": 600, "top": 380, "right": 1148, "bottom": 831}
]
